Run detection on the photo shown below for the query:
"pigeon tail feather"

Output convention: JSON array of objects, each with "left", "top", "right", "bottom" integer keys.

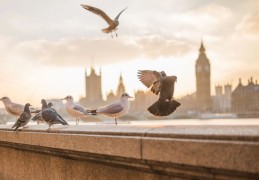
[{"left": 148, "top": 99, "right": 181, "bottom": 116}]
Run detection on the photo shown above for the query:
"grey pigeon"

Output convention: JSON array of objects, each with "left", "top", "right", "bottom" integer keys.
[
  {"left": 12, "top": 103, "right": 32, "bottom": 131},
  {"left": 32, "top": 102, "right": 54, "bottom": 124},
  {"left": 40, "top": 99, "right": 68, "bottom": 130},
  {"left": 81, "top": 4, "right": 127, "bottom": 38},
  {"left": 138, "top": 70, "right": 181, "bottom": 116},
  {"left": 90, "top": 93, "right": 132, "bottom": 125}
]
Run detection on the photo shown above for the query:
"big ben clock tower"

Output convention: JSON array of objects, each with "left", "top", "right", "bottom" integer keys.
[{"left": 195, "top": 41, "right": 212, "bottom": 112}]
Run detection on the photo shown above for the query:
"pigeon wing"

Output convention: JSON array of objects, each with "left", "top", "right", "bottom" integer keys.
[
  {"left": 73, "top": 104, "right": 88, "bottom": 114},
  {"left": 32, "top": 112, "right": 41, "bottom": 121},
  {"left": 8, "top": 103, "right": 24, "bottom": 116},
  {"left": 18, "top": 112, "right": 30, "bottom": 123},
  {"left": 137, "top": 70, "right": 165, "bottom": 95},
  {"left": 98, "top": 102, "right": 124, "bottom": 114},
  {"left": 41, "top": 109, "right": 55, "bottom": 122},
  {"left": 55, "top": 114, "right": 68, "bottom": 125},
  {"left": 114, "top": 7, "right": 127, "bottom": 21},
  {"left": 81, "top": 4, "right": 114, "bottom": 26}
]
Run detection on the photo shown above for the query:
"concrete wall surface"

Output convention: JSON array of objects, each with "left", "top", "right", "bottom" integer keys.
[{"left": 0, "top": 124, "right": 259, "bottom": 179}]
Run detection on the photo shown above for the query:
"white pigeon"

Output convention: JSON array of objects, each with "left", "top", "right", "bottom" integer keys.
[
  {"left": 0, "top": 97, "right": 24, "bottom": 119},
  {"left": 61, "top": 95, "right": 91, "bottom": 125},
  {"left": 90, "top": 93, "right": 132, "bottom": 125}
]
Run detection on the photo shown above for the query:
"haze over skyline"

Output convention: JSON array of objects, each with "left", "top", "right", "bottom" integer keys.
[{"left": 0, "top": 0, "right": 259, "bottom": 107}]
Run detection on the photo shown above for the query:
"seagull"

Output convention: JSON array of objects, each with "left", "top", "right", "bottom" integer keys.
[
  {"left": 0, "top": 97, "right": 24, "bottom": 119},
  {"left": 81, "top": 4, "right": 127, "bottom": 38},
  {"left": 32, "top": 102, "right": 54, "bottom": 124},
  {"left": 12, "top": 103, "right": 32, "bottom": 131},
  {"left": 90, "top": 93, "right": 132, "bottom": 125},
  {"left": 40, "top": 99, "right": 68, "bottom": 130},
  {"left": 138, "top": 70, "right": 181, "bottom": 116},
  {"left": 61, "top": 95, "right": 91, "bottom": 125}
]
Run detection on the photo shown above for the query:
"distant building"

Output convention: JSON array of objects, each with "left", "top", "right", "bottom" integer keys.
[
  {"left": 130, "top": 90, "right": 157, "bottom": 113},
  {"left": 213, "top": 84, "right": 232, "bottom": 113},
  {"left": 107, "top": 74, "right": 126, "bottom": 103},
  {"left": 79, "top": 67, "right": 104, "bottom": 108},
  {"left": 177, "top": 93, "right": 197, "bottom": 113},
  {"left": 195, "top": 41, "right": 212, "bottom": 112},
  {"left": 85, "top": 67, "right": 103, "bottom": 102},
  {"left": 232, "top": 77, "right": 259, "bottom": 113}
]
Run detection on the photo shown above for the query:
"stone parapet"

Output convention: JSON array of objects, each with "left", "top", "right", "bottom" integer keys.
[{"left": 0, "top": 124, "right": 259, "bottom": 179}]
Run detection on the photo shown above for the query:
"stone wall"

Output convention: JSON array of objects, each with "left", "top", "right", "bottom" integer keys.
[{"left": 0, "top": 125, "right": 259, "bottom": 179}]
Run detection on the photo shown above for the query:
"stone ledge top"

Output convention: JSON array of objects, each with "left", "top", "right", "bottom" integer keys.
[
  {"left": 0, "top": 124, "right": 259, "bottom": 141},
  {"left": 0, "top": 123, "right": 259, "bottom": 174}
]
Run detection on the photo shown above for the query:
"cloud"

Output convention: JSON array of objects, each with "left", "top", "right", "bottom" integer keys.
[
  {"left": 235, "top": 13, "right": 259, "bottom": 38},
  {"left": 11, "top": 35, "right": 192, "bottom": 66},
  {"left": 176, "top": 3, "right": 233, "bottom": 29}
]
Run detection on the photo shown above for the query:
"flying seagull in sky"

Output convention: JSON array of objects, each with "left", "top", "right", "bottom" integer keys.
[
  {"left": 61, "top": 95, "right": 92, "bottom": 125},
  {"left": 0, "top": 96, "right": 24, "bottom": 119},
  {"left": 138, "top": 70, "right": 181, "bottom": 116},
  {"left": 90, "top": 93, "right": 132, "bottom": 125},
  {"left": 12, "top": 103, "right": 32, "bottom": 131},
  {"left": 81, "top": 4, "right": 127, "bottom": 38}
]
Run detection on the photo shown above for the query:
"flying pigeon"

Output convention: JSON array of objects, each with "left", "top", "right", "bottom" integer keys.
[
  {"left": 81, "top": 4, "right": 127, "bottom": 38},
  {"left": 61, "top": 95, "right": 91, "bottom": 125},
  {"left": 12, "top": 103, "right": 32, "bottom": 131},
  {"left": 0, "top": 97, "right": 24, "bottom": 119},
  {"left": 137, "top": 70, "right": 181, "bottom": 116},
  {"left": 40, "top": 99, "right": 68, "bottom": 130},
  {"left": 90, "top": 93, "right": 132, "bottom": 125}
]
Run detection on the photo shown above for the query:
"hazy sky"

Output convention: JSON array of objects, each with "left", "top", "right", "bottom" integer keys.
[{"left": 0, "top": 0, "right": 259, "bottom": 107}]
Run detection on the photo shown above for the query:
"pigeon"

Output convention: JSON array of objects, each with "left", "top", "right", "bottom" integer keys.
[
  {"left": 12, "top": 103, "right": 32, "bottom": 131},
  {"left": 61, "top": 95, "right": 91, "bottom": 125},
  {"left": 32, "top": 102, "right": 54, "bottom": 124},
  {"left": 0, "top": 96, "right": 24, "bottom": 119},
  {"left": 138, "top": 70, "right": 181, "bottom": 116},
  {"left": 40, "top": 99, "right": 68, "bottom": 130},
  {"left": 90, "top": 93, "right": 132, "bottom": 125},
  {"left": 81, "top": 4, "right": 127, "bottom": 38}
]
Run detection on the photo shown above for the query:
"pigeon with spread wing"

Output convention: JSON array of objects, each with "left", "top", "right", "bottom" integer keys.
[
  {"left": 81, "top": 4, "right": 127, "bottom": 38},
  {"left": 137, "top": 70, "right": 181, "bottom": 116}
]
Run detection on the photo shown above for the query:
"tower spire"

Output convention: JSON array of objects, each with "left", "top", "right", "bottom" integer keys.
[{"left": 199, "top": 40, "right": 205, "bottom": 53}]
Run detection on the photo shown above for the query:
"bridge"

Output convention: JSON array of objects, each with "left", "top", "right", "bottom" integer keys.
[{"left": 0, "top": 124, "right": 258, "bottom": 179}]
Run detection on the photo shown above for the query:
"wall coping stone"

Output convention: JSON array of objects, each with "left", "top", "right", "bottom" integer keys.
[{"left": 0, "top": 124, "right": 259, "bottom": 179}]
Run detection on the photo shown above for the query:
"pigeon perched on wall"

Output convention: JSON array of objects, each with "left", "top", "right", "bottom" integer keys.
[
  {"left": 40, "top": 99, "right": 68, "bottom": 130},
  {"left": 138, "top": 70, "right": 181, "bottom": 116},
  {"left": 12, "top": 103, "right": 32, "bottom": 131},
  {"left": 0, "top": 97, "right": 24, "bottom": 119},
  {"left": 81, "top": 4, "right": 127, "bottom": 38},
  {"left": 32, "top": 102, "right": 54, "bottom": 124},
  {"left": 61, "top": 95, "right": 92, "bottom": 125},
  {"left": 90, "top": 93, "right": 132, "bottom": 125}
]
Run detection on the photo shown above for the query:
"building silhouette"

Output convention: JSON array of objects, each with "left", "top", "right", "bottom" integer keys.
[
  {"left": 85, "top": 67, "right": 103, "bottom": 102},
  {"left": 213, "top": 84, "right": 232, "bottom": 113},
  {"left": 106, "top": 74, "right": 126, "bottom": 103},
  {"left": 195, "top": 41, "right": 212, "bottom": 112},
  {"left": 232, "top": 77, "right": 259, "bottom": 113}
]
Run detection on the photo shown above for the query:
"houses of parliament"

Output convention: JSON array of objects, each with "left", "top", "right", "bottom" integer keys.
[{"left": 79, "top": 41, "right": 259, "bottom": 118}]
